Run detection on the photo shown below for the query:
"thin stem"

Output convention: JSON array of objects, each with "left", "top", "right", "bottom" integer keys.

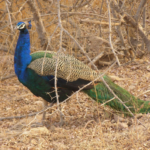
[{"left": 106, "top": 0, "right": 120, "bottom": 66}]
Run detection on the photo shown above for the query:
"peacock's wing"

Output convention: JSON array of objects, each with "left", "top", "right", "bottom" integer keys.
[
  {"left": 29, "top": 51, "right": 95, "bottom": 90},
  {"left": 28, "top": 51, "right": 102, "bottom": 82},
  {"left": 30, "top": 51, "right": 56, "bottom": 61}
]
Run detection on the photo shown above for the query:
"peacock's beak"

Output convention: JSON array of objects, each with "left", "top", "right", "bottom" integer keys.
[
  {"left": 14, "top": 26, "right": 19, "bottom": 30},
  {"left": 16, "top": 26, "right": 20, "bottom": 30}
]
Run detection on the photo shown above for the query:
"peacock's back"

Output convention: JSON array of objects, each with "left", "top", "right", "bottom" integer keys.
[{"left": 28, "top": 51, "right": 102, "bottom": 82}]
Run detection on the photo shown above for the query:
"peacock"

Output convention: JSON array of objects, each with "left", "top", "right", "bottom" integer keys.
[{"left": 14, "top": 21, "right": 150, "bottom": 124}]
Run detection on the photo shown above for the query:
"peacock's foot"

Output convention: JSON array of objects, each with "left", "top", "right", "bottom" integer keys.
[{"left": 54, "top": 112, "right": 65, "bottom": 127}]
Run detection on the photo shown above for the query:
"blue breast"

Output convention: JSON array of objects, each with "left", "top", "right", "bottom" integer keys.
[{"left": 14, "top": 28, "right": 32, "bottom": 82}]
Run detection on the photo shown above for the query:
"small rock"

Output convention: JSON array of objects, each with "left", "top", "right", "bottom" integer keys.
[
  {"left": 111, "top": 119, "right": 115, "bottom": 123},
  {"left": 31, "top": 139, "right": 38, "bottom": 145},
  {"left": 114, "top": 115, "right": 126, "bottom": 122},
  {"left": 136, "top": 114, "right": 143, "bottom": 119},
  {"left": 117, "top": 122, "right": 128, "bottom": 130}
]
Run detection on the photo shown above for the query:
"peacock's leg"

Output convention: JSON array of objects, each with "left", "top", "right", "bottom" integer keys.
[
  {"left": 31, "top": 101, "right": 53, "bottom": 127},
  {"left": 59, "top": 111, "right": 64, "bottom": 126},
  {"left": 42, "top": 100, "right": 54, "bottom": 124},
  {"left": 42, "top": 100, "right": 48, "bottom": 122},
  {"left": 58, "top": 104, "right": 65, "bottom": 126}
]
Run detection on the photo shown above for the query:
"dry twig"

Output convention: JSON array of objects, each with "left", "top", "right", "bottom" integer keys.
[
  {"left": 111, "top": 0, "right": 150, "bottom": 51},
  {"left": 106, "top": 0, "right": 120, "bottom": 66},
  {"left": 0, "top": 105, "right": 53, "bottom": 121},
  {"left": 0, "top": 73, "right": 16, "bottom": 81},
  {"left": 27, "top": 0, "right": 48, "bottom": 49}
]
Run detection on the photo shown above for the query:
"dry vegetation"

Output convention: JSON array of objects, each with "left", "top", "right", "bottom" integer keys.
[{"left": 1, "top": 0, "right": 150, "bottom": 149}]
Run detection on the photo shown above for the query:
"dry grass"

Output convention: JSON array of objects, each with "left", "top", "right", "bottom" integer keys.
[
  {"left": 1, "top": 0, "right": 150, "bottom": 149},
  {"left": 1, "top": 51, "right": 150, "bottom": 149}
]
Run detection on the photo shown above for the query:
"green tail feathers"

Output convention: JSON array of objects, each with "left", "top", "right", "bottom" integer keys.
[{"left": 84, "top": 75, "right": 150, "bottom": 115}]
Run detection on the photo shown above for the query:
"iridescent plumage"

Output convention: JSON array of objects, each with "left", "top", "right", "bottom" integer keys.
[{"left": 14, "top": 21, "right": 150, "bottom": 122}]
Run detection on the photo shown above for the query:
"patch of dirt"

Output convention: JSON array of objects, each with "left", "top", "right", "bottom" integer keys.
[{"left": 1, "top": 52, "right": 150, "bottom": 149}]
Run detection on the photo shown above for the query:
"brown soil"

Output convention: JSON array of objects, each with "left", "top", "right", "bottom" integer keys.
[{"left": 1, "top": 51, "right": 150, "bottom": 149}]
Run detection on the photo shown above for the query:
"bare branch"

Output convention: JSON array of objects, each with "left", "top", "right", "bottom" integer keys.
[
  {"left": 134, "top": 0, "right": 147, "bottom": 22},
  {"left": 80, "top": 19, "right": 121, "bottom": 26},
  {"left": 0, "top": 73, "right": 16, "bottom": 81},
  {"left": 111, "top": 1, "right": 150, "bottom": 51},
  {"left": 106, "top": 0, "right": 120, "bottom": 66},
  {"left": 63, "top": 28, "right": 98, "bottom": 70},
  {"left": 27, "top": 0, "right": 48, "bottom": 49},
  {"left": 0, "top": 104, "right": 53, "bottom": 121},
  {"left": 5, "top": 1, "right": 13, "bottom": 32},
  {"left": 88, "top": 51, "right": 104, "bottom": 66}
]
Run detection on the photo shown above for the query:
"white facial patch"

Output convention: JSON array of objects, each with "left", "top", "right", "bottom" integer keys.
[{"left": 17, "top": 23, "right": 25, "bottom": 29}]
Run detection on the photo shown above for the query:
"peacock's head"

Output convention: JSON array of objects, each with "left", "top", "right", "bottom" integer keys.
[
  {"left": 16, "top": 22, "right": 26, "bottom": 30},
  {"left": 16, "top": 21, "right": 32, "bottom": 30}
]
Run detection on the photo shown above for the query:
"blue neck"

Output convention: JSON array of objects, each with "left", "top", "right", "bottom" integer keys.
[{"left": 14, "top": 28, "right": 32, "bottom": 80}]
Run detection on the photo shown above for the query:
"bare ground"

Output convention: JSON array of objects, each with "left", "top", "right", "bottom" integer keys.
[{"left": 1, "top": 51, "right": 150, "bottom": 150}]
